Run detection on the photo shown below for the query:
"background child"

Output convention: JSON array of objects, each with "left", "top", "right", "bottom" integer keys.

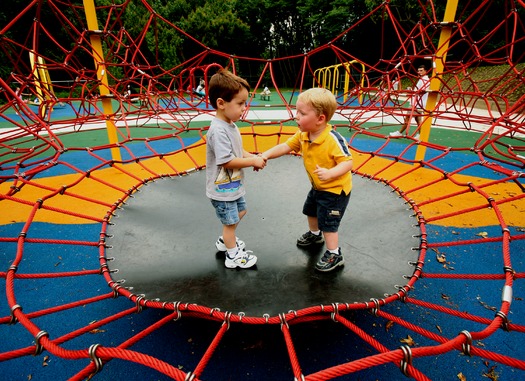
[
  {"left": 206, "top": 69, "right": 266, "bottom": 269},
  {"left": 390, "top": 65, "right": 430, "bottom": 138},
  {"left": 262, "top": 87, "right": 353, "bottom": 272}
]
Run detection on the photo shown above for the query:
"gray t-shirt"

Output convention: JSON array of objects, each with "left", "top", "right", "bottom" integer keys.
[{"left": 206, "top": 117, "right": 245, "bottom": 201}]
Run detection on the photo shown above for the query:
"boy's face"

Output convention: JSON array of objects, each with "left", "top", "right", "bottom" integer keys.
[
  {"left": 216, "top": 88, "right": 248, "bottom": 123},
  {"left": 295, "top": 99, "right": 324, "bottom": 133}
]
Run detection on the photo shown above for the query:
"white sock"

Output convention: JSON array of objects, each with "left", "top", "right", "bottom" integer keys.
[
  {"left": 328, "top": 248, "right": 340, "bottom": 255},
  {"left": 310, "top": 230, "right": 321, "bottom": 236},
  {"left": 227, "top": 247, "right": 238, "bottom": 259}
]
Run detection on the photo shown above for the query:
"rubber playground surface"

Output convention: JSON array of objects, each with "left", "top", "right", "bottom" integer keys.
[{"left": 1, "top": 101, "right": 524, "bottom": 380}]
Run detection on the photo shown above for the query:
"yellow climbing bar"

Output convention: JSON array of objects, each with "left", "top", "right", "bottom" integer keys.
[
  {"left": 415, "top": 0, "right": 459, "bottom": 162},
  {"left": 83, "top": 0, "right": 122, "bottom": 162}
]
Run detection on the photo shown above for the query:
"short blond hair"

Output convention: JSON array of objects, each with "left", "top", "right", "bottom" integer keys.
[{"left": 298, "top": 88, "right": 337, "bottom": 121}]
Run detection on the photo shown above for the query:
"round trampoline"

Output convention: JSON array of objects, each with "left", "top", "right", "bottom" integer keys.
[
  {"left": 1, "top": 1, "right": 525, "bottom": 380},
  {"left": 108, "top": 155, "right": 419, "bottom": 316}
]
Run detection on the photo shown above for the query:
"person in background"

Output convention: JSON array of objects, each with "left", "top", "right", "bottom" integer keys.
[
  {"left": 260, "top": 85, "right": 271, "bottom": 98},
  {"left": 195, "top": 79, "right": 206, "bottom": 97},
  {"left": 390, "top": 65, "right": 430, "bottom": 139}
]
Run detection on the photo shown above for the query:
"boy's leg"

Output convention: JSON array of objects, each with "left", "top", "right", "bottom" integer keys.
[
  {"left": 297, "top": 225, "right": 324, "bottom": 246},
  {"left": 222, "top": 224, "right": 238, "bottom": 250},
  {"left": 214, "top": 198, "right": 248, "bottom": 251},
  {"left": 307, "top": 215, "right": 319, "bottom": 232},
  {"left": 390, "top": 115, "right": 409, "bottom": 136},
  {"left": 222, "top": 209, "right": 246, "bottom": 249},
  {"left": 323, "top": 231, "right": 339, "bottom": 252},
  {"left": 314, "top": 191, "right": 350, "bottom": 272}
]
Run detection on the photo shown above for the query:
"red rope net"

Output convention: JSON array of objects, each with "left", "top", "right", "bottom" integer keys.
[{"left": 1, "top": 0, "right": 524, "bottom": 380}]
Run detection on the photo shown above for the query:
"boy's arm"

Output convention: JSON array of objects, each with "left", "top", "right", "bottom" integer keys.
[
  {"left": 313, "top": 160, "right": 353, "bottom": 182},
  {"left": 222, "top": 154, "right": 266, "bottom": 170},
  {"left": 261, "top": 143, "right": 292, "bottom": 160}
]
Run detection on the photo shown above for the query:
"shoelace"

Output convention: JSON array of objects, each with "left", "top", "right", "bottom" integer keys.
[{"left": 239, "top": 249, "right": 254, "bottom": 259}]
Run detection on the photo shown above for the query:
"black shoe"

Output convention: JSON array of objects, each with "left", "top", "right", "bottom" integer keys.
[
  {"left": 297, "top": 231, "right": 324, "bottom": 247},
  {"left": 315, "top": 249, "right": 344, "bottom": 272}
]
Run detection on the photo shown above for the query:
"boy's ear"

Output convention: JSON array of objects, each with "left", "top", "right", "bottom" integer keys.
[{"left": 216, "top": 98, "right": 225, "bottom": 108}]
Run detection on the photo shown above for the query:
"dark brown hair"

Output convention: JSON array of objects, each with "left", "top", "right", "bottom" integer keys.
[{"left": 208, "top": 69, "right": 250, "bottom": 109}]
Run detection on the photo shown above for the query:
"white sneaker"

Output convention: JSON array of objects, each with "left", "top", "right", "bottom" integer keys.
[
  {"left": 389, "top": 131, "right": 402, "bottom": 137},
  {"left": 414, "top": 133, "right": 420, "bottom": 140},
  {"left": 225, "top": 249, "right": 257, "bottom": 269},
  {"left": 215, "top": 236, "right": 246, "bottom": 252}
]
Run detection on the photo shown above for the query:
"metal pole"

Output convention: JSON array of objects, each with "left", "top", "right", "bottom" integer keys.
[
  {"left": 83, "top": 0, "right": 122, "bottom": 162},
  {"left": 414, "top": 0, "right": 459, "bottom": 162}
]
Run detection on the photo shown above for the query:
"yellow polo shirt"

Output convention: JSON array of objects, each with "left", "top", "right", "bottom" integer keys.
[{"left": 286, "top": 124, "right": 352, "bottom": 195}]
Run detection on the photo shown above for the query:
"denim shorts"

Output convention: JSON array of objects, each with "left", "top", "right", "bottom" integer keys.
[
  {"left": 302, "top": 189, "right": 351, "bottom": 232},
  {"left": 211, "top": 197, "right": 246, "bottom": 226}
]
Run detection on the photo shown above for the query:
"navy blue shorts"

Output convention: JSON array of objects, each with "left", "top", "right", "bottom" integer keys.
[{"left": 302, "top": 189, "right": 351, "bottom": 233}]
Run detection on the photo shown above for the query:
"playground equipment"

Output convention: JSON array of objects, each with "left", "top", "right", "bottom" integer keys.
[
  {"left": 1, "top": 0, "right": 524, "bottom": 380},
  {"left": 313, "top": 60, "right": 366, "bottom": 104}
]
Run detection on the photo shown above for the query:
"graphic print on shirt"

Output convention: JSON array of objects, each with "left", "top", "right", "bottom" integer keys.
[{"left": 215, "top": 166, "right": 241, "bottom": 192}]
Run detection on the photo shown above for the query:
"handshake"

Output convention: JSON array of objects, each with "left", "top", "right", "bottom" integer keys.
[{"left": 251, "top": 153, "right": 267, "bottom": 171}]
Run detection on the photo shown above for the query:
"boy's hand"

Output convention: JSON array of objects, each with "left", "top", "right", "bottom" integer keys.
[
  {"left": 252, "top": 155, "right": 267, "bottom": 171},
  {"left": 314, "top": 164, "right": 331, "bottom": 181}
]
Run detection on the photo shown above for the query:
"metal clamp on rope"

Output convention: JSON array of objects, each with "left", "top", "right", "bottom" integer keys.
[
  {"left": 370, "top": 298, "right": 380, "bottom": 316},
  {"left": 496, "top": 311, "right": 510, "bottom": 331},
  {"left": 173, "top": 301, "right": 182, "bottom": 321},
  {"left": 294, "top": 375, "right": 306, "bottom": 381},
  {"left": 9, "top": 304, "right": 22, "bottom": 324},
  {"left": 503, "top": 266, "right": 516, "bottom": 279},
  {"left": 222, "top": 312, "right": 232, "bottom": 330},
  {"left": 135, "top": 294, "right": 145, "bottom": 313},
  {"left": 185, "top": 371, "right": 196, "bottom": 381},
  {"left": 501, "top": 285, "right": 513, "bottom": 304},
  {"left": 279, "top": 313, "right": 289, "bottom": 330},
  {"left": 34, "top": 330, "right": 49, "bottom": 356},
  {"left": 399, "top": 345, "right": 412, "bottom": 377},
  {"left": 88, "top": 343, "right": 103, "bottom": 374},
  {"left": 331, "top": 303, "right": 339, "bottom": 322},
  {"left": 460, "top": 330, "right": 473, "bottom": 356}
]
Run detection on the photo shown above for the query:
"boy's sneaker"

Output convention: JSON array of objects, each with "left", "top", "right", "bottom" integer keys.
[
  {"left": 216, "top": 236, "right": 246, "bottom": 252},
  {"left": 315, "top": 249, "right": 344, "bottom": 272},
  {"left": 225, "top": 249, "right": 257, "bottom": 269},
  {"left": 297, "top": 231, "right": 324, "bottom": 247},
  {"left": 389, "top": 131, "right": 403, "bottom": 137}
]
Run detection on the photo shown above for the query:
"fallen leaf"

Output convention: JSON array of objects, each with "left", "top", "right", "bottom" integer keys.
[
  {"left": 441, "top": 293, "right": 450, "bottom": 300},
  {"left": 385, "top": 321, "right": 394, "bottom": 332},
  {"left": 476, "top": 231, "right": 489, "bottom": 238},
  {"left": 436, "top": 325, "right": 442, "bottom": 334},
  {"left": 399, "top": 335, "right": 415, "bottom": 346},
  {"left": 482, "top": 364, "right": 499, "bottom": 380},
  {"left": 457, "top": 372, "right": 467, "bottom": 381}
]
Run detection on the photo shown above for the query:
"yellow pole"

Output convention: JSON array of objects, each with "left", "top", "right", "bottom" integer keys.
[
  {"left": 414, "top": 0, "right": 459, "bottom": 162},
  {"left": 83, "top": 0, "right": 122, "bottom": 162}
]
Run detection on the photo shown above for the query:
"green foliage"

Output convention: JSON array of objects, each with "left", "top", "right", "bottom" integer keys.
[{"left": 0, "top": 0, "right": 522, "bottom": 97}]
